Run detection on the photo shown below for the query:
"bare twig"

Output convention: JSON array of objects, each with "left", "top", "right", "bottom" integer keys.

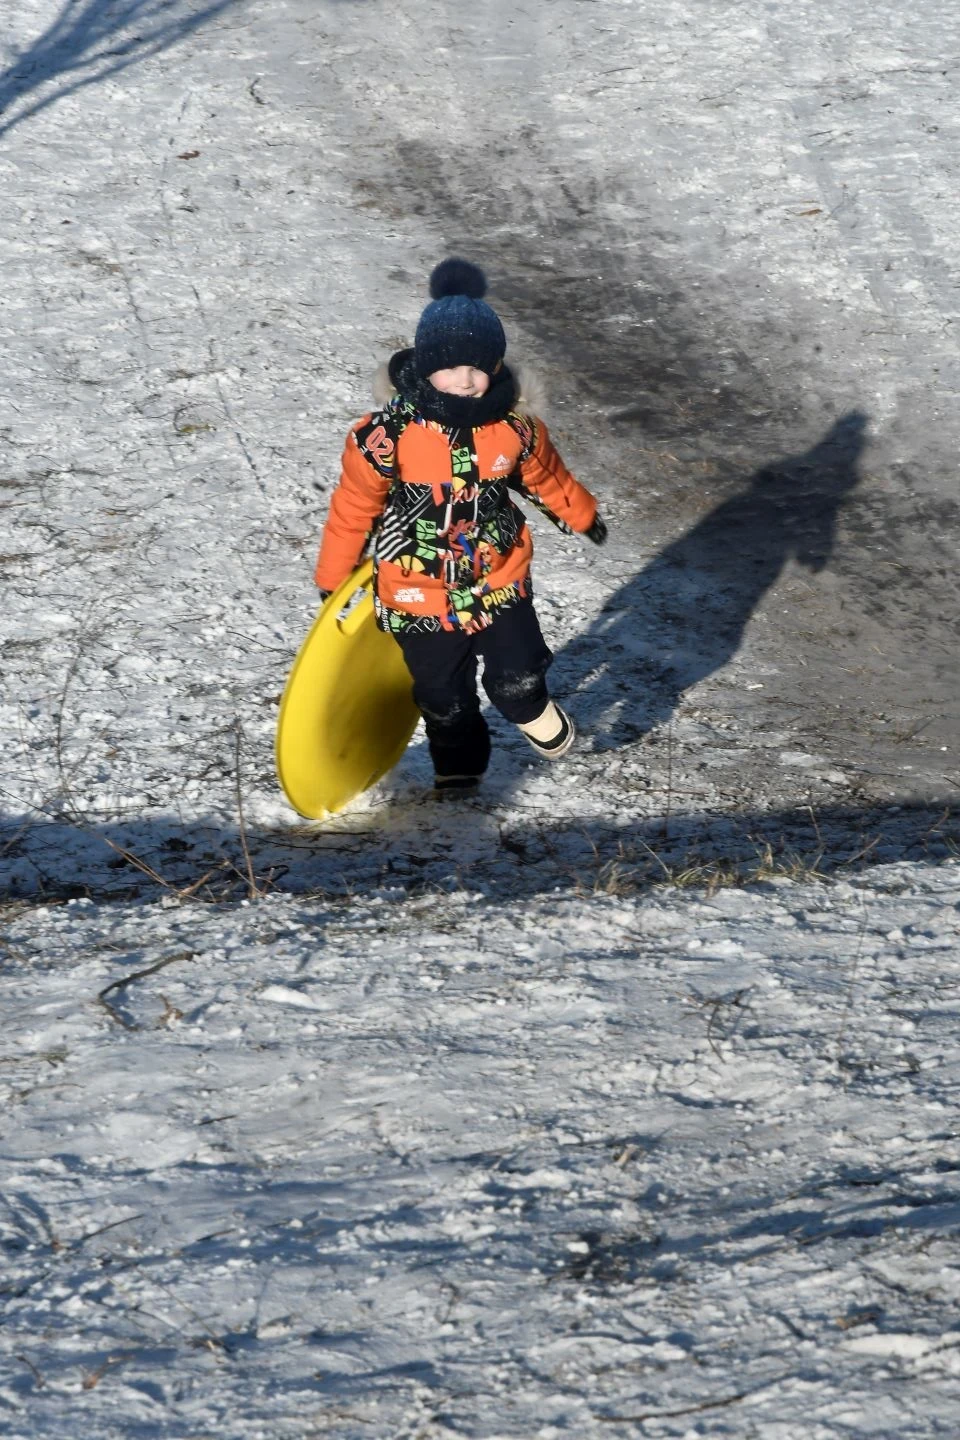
[
  {"left": 802, "top": 803, "right": 823, "bottom": 850},
  {"left": 835, "top": 891, "right": 871, "bottom": 1069},
  {"left": 637, "top": 838, "right": 673, "bottom": 881},
  {"left": 0, "top": 781, "right": 230, "bottom": 902},
  {"left": 97, "top": 951, "right": 195, "bottom": 1030},
  {"left": 83, "top": 1352, "right": 135, "bottom": 1391},
  {"left": 662, "top": 719, "right": 674, "bottom": 841},
  {"left": 0, "top": 810, "right": 36, "bottom": 858},
  {"left": 53, "top": 647, "right": 85, "bottom": 809},
  {"left": 15, "top": 1353, "right": 44, "bottom": 1388},
  {"left": 96, "top": 835, "right": 173, "bottom": 888},
  {"left": 148, "top": 1274, "right": 228, "bottom": 1349},
  {"left": 233, "top": 721, "right": 261, "bottom": 901},
  {"left": 840, "top": 835, "right": 879, "bottom": 868},
  {"left": 706, "top": 987, "right": 751, "bottom": 1059},
  {"left": 73, "top": 1212, "right": 146, "bottom": 1248},
  {"left": 25, "top": 633, "right": 239, "bottom": 899},
  {"left": 171, "top": 857, "right": 234, "bottom": 898},
  {"left": 597, "top": 1369, "right": 792, "bottom": 1423}
]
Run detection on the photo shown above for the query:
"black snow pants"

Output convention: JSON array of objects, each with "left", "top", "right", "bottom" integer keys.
[{"left": 395, "top": 601, "right": 553, "bottom": 778}]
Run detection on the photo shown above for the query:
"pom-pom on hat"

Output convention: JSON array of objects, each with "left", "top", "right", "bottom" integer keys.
[{"left": 414, "top": 258, "right": 507, "bottom": 379}]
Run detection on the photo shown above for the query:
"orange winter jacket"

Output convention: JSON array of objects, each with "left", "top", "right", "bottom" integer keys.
[{"left": 314, "top": 393, "right": 598, "bottom": 634}]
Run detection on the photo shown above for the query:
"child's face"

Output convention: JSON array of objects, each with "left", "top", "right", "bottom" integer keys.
[{"left": 428, "top": 365, "right": 490, "bottom": 398}]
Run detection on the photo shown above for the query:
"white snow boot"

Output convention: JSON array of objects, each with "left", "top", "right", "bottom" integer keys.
[{"left": 517, "top": 701, "right": 575, "bottom": 759}]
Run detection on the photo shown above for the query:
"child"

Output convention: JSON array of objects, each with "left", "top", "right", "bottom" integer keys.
[{"left": 314, "top": 258, "right": 606, "bottom": 792}]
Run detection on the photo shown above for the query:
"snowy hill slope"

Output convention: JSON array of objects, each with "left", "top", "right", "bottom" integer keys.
[
  {"left": 2, "top": 0, "right": 960, "bottom": 1434},
  {"left": 3, "top": 864, "right": 960, "bottom": 1437}
]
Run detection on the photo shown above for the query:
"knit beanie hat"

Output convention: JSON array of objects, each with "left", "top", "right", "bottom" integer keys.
[{"left": 414, "top": 259, "right": 507, "bottom": 378}]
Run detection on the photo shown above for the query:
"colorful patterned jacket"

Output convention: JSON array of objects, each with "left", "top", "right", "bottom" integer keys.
[{"left": 314, "top": 359, "right": 598, "bottom": 635}]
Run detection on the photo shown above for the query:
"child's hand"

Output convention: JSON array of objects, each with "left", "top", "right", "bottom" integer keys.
[{"left": 585, "top": 513, "right": 608, "bottom": 546}]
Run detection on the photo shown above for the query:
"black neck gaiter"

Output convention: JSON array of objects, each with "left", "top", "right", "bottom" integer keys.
[{"left": 387, "top": 349, "right": 518, "bottom": 429}]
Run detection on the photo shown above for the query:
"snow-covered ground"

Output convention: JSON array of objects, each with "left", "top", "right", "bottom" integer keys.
[
  {"left": 3, "top": 864, "right": 960, "bottom": 1437},
  {"left": 2, "top": 0, "right": 960, "bottom": 1434}
]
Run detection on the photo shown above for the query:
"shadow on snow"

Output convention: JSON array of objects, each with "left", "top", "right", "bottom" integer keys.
[
  {"left": 1, "top": 796, "right": 955, "bottom": 907},
  {"left": 0, "top": 0, "right": 241, "bottom": 139},
  {"left": 2, "top": 409, "right": 954, "bottom": 905},
  {"left": 552, "top": 409, "right": 868, "bottom": 749}
]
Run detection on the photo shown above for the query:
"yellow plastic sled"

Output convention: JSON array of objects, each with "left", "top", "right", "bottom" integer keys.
[{"left": 275, "top": 560, "right": 420, "bottom": 818}]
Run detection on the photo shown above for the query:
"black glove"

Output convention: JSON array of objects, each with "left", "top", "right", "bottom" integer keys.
[
  {"left": 317, "top": 588, "right": 332, "bottom": 605},
  {"left": 585, "top": 513, "right": 608, "bottom": 546}
]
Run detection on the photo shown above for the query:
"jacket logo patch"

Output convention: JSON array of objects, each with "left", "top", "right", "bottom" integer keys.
[
  {"left": 394, "top": 585, "right": 426, "bottom": 603},
  {"left": 491, "top": 453, "right": 512, "bottom": 472},
  {"left": 365, "top": 425, "right": 394, "bottom": 466}
]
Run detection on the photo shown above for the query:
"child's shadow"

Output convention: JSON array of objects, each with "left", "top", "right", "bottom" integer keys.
[{"left": 552, "top": 410, "right": 868, "bottom": 749}]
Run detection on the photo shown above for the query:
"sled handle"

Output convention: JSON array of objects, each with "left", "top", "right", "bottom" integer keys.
[{"left": 336, "top": 576, "right": 374, "bottom": 637}]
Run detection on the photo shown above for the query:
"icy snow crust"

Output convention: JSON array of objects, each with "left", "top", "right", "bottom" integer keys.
[
  {"left": 2, "top": 0, "right": 960, "bottom": 1433},
  {"left": 4, "top": 872, "right": 960, "bottom": 1436}
]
